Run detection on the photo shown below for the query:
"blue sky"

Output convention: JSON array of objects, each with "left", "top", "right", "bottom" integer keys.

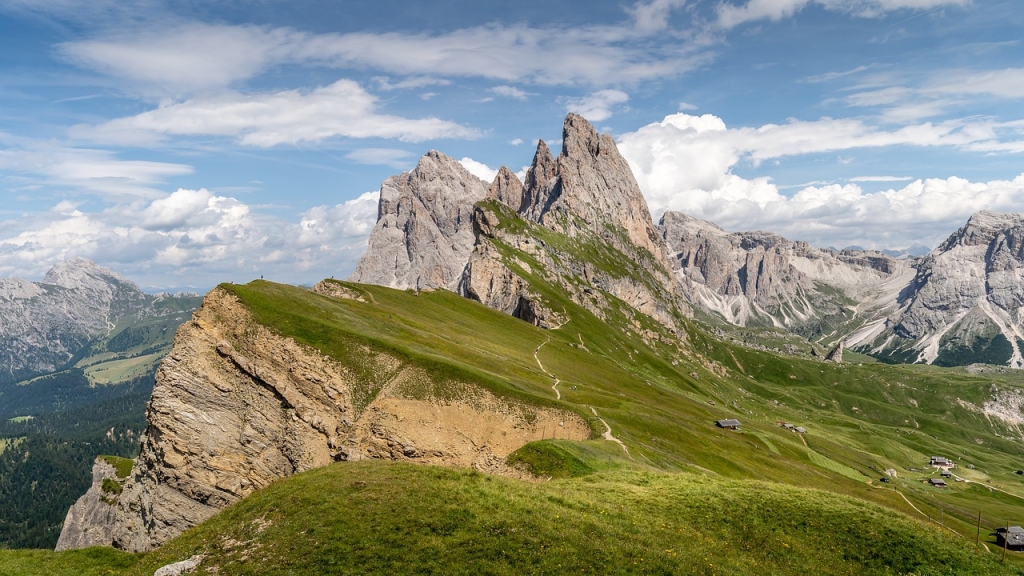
[{"left": 2, "top": 0, "right": 1023, "bottom": 290}]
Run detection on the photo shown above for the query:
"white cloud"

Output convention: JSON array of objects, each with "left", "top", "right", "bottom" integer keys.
[
  {"left": 563, "top": 90, "right": 630, "bottom": 122},
  {"left": 677, "top": 101, "right": 698, "bottom": 111},
  {"left": 72, "top": 80, "right": 480, "bottom": 147},
  {"left": 927, "top": 68, "right": 1024, "bottom": 99},
  {"left": 717, "top": 0, "right": 969, "bottom": 29},
  {"left": 627, "top": 0, "right": 689, "bottom": 32},
  {"left": 0, "top": 146, "right": 192, "bottom": 199},
  {"left": 458, "top": 158, "right": 498, "bottom": 183},
  {"left": 57, "top": 18, "right": 708, "bottom": 95},
  {"left": 618, "top": 112, "right": 1024, "bottom": 249},
  {"left": 0, "top": 190, "right": 381, "bottom": 290},
  {"left": 802, "top": 65, "right": 874, "bottom": 83},
  {"left": 509, "top": 138, "right": 524, "bottom": 146},
  {"left": 59, "top": 24, "right": 302, "bottom": 96},
  {"left": 373, "top": 76, "right": 450, "bottom": 91},
  {"left": 490, "top": 86, "right": 533, "bottom": 100}
]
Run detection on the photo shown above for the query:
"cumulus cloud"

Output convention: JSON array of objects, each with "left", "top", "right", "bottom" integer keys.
[
  {"left": 563, "top": 90, "right": 630, "bottom": 122},
  {"left": 0, "top": 190, "right": 380, "bottom": 290},
  {"left": 717, "top": 0, "right": 969, "bottom": 28},
  {"left": 618, "top": 112, "right": 1024, "bottom": 249},
  {"left": 71, "top": 80, "right": 479, "bottom": 147},
  {"left": 0, "top": 146, "right": 192, "bottom": 199},
  {"left": 458, "top": 158, "right": 499, "bottom": 183}
]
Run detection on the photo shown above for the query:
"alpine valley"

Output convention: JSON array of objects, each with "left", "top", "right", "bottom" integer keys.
[{"left": 3, "top": 115, "right": 1024, "bottom": 575}]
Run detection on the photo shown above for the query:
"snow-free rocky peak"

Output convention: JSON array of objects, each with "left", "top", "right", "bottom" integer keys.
[
  {"left": 851, "top": 211, "right": 1024, "bottom": 367},
  {"left": 352, "top": 113, "right": 684, "bottom": 332},
  {"left": 350, "top": 150, "right": 489, "bottom": 291}
]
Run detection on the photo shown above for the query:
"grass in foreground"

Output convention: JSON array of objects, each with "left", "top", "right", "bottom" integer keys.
[{"left": 115, "top": 459, "right": 1018, "bottom": 575}]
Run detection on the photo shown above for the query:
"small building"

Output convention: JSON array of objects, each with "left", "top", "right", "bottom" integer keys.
[
  {"left": 930, "top": 456, "right": 953, "bottom": 467},
  {"left": 929, "top": 478, "right": 947, "bottom": 488},
  {"left": 997, "top": 526, "right": 1024, "bottom": 550},
  {"left": 940, "top": 470, "right": 952, "bottom": 478},
  {"left": 716, "top": 419, "right": 742, "bottom": 430},
  {"left": 794, "top": 426, "right": 807, "bottom": 434}
]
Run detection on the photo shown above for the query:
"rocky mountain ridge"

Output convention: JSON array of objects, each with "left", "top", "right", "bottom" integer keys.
[
  {"left": 350, "top": 115, "right": 1024, "bottom": 368},
  {"left": 0, "top": 258, "right": 198, "bottom": 385},
  {"left": 848, "top": 211, "right": 1024, "bottom": 367},
  {"left": 354, "top": 113, "right": 687, "bottom": 336}
]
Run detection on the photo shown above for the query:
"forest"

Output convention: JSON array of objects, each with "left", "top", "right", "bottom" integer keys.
[{"left": 0, "top": 374, "right": 152, "bottom": 549}]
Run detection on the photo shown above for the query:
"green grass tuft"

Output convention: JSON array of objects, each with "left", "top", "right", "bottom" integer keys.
[{"left": 100, "top": 455, "right": 134, "bottom": 479}]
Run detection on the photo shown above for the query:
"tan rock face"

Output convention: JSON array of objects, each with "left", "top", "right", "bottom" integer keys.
[{"left": 99, "top": 288, "right": 587, "bottom": 552}]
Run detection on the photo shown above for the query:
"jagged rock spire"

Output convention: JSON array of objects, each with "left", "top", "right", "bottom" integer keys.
[
  {"left": 487, "top": 165, "right": 525, "bottom": 211},
  {"left": 519, "top": 139, "right": 559, "bottom": 221},
  {"left": 520, "top": 113, "right": 671, "bottom": 267}
]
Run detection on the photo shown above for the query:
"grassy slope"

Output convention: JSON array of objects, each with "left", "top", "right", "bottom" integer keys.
[
  {"left": 8, "top": 461, "right": 1009, "bottom": 576},
  {"left": 223, "top": 279, "right": 1024, "bottom": 547}
]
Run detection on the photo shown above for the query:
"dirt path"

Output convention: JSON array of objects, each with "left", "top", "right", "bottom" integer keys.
[
  {"left": 867, "top": 482, "right": 964, "bottom": 537},
  {"left": 533, "top": 338, "right": 561, "bottom": 400},
  {"left": 533, "top": 324, "right": 629, "bottom": 458},
  {"left": 590, "top": 407, "right": 631, "bottom": 458},
  {"left": 952, "top": 472, "right": 1024, "bottom": 501}
]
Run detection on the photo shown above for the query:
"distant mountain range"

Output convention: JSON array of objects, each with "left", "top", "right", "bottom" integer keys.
[{"left": 0, "top": 258, "right": 201, "bottom": 415}]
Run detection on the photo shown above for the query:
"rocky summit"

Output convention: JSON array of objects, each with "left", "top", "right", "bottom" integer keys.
[
  {"left": 849, "top": 210, "right": 1024, "bottom": 367},
  {"left": 350, "top": 151, "right": 489, "bottom": 291},
  {"left": 354, "top": 113, "right": 686, "bottom": 333}
]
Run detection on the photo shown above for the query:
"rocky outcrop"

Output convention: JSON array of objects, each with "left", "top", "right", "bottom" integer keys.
[
  {"left": 55, "top": 458, "right": 122, "bottom": 551},
  {"left": 80, "top": 287, "right": 588, "bottom": 552},
  {"left": 853, "top": 211, "right": 1024, "bottom": 367},
  {"left": 350, "top": 151, "right": 489, "bottom": 291},
  {"left": 825, "top": 342, "right": 844, "bottom": 363},
  {"left": 660, "top": 211, "right": 915, "bottom": 335},
  {"left": 352, "top": 114, "right": 686, "bottom": 336},
  {"left": 488, "top": 165, "right": 525, "bottom": 210}
]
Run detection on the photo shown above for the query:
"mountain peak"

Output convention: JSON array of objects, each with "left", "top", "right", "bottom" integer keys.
[
  {"left": 43, "top": 258, "right": 140, "bottom": 293},
  {"left": 488, "top": 165, "right": 525, "bottom": 211},
  {"left": 350, "top": 149, "right": 489, "bottom": 290}
]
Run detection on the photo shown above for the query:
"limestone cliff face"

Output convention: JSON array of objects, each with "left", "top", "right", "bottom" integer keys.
[
  {"left": 355, "top": 114, "right": 686, "bottom": 335},
  {"left": 350, "top": 151, "right": 489, "bottom": 291},
  {"left": 659, "top": 210, "right": 914, "bottom": 336},
  {"left": 857, "top": 211, "right": 1024, "bottom": 367},
  {"left": 87, "top": 287, "right": 587, "bottom": 552},
  {"left": 55, "top": 458, "right": 121, "bottom": 551},
  {"left": 529, "top": 114, "right": 670, "bottom": 267}
]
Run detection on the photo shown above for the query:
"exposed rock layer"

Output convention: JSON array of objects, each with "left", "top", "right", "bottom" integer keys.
[{"left": 86, "top": 288, "right": 587, "bottom": 552}]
